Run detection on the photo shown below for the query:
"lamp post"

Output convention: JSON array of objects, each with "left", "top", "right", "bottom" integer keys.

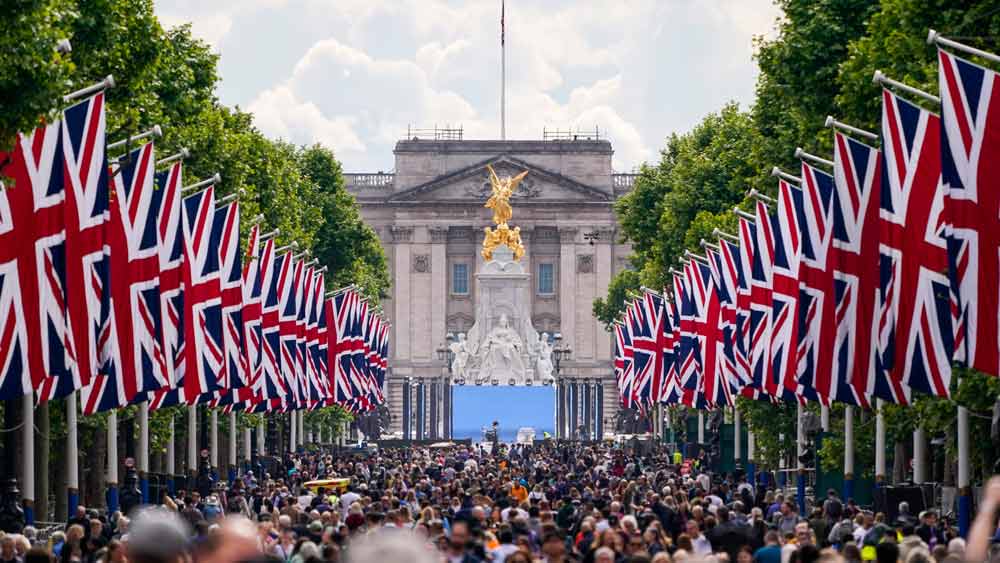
[
  {"left": 550, "top": 333, "right": 572, "bottom": 439},
  {"left": 435, "top": 332, "right": 457, "bottom": 439}
]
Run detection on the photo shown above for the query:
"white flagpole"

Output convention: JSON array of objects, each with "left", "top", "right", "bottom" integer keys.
[
  {"left": 210, "top": 409, "right": 219, "bottom": 471},
  {"left": 243, "top": 425, "right": 252, "bottom": 467},
  {"left": 67, "top": 392, "right": 80, "bottom": 516},
  {"left": 501, "top": 0, "right": 506, "bottom": 141},
  {"left": 228, "top": 411, "right": 237, "bottom": 480},
  {"left": 257, "top": 423, "right": 265, "bottom": 456},
  {"left": 188, "top": 405, "right": 197, "bottom": 475},
  {"left": 138, "top": 402, "right": 149, "bottom": 502},
  {"left": 107, "top": 411, "right": 119, "bottom": 512}
]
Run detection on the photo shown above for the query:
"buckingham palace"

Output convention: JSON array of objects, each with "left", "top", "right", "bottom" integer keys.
[{"left": 344, "top": 129, "right": 636, "bottom": 440}]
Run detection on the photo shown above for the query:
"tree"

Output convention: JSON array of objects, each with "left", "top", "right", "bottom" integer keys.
[
  {"left": 0, "top": 0, "right": 74, "bottom": 150},
  {"left": 299, "top": 145, "right": 391, "bottom": 298}
]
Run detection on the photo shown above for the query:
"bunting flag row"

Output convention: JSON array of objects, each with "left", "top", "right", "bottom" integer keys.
[
  {"left": 0, "top": 91, "right": 388, "bottom": 414},
  {"left": 613, "top": 45, "right": 1000, "bottom": 411}
]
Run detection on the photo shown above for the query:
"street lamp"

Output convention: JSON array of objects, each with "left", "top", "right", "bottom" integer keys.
[
  {"left": 437, "top": 333, "right": 463, "bottom": 384},
  {"left": 551, "top": 332, "right": 572, "bottom": 375}
]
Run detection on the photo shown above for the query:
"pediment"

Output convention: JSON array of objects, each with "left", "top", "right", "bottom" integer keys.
[{"left": 386, "top": 155, "right": 611, "bottom": 203}]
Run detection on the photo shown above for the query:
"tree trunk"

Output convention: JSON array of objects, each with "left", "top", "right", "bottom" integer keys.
[{"left": 35, "top": 402, "right": 50, "bottom": 521}]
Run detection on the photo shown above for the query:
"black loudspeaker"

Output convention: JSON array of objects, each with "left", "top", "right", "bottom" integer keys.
[{"left": 874, "top": 485, "right": 927, "bottom": 523}]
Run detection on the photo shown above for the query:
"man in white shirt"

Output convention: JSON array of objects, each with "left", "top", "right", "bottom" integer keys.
[
  {"left": 339, "top": 486, "right": 361, "bottom": 519},
  {"left": 686, "top": 519, "right": 712, "bottom": 556}
]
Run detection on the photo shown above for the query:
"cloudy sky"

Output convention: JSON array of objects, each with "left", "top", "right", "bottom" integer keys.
[{"left": 155, "top": 0, "right": 782, "bottom": 173}]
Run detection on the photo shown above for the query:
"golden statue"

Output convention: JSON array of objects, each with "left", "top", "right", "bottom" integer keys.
[
  {"left": 481, "top": 164, "right": 529, "bottom": 261},
  {"left": 482, "top": 223, "right": 525, "bottom": 261},
  {"left": 484, "top": 164, "right": 528, "bottom": 226}
]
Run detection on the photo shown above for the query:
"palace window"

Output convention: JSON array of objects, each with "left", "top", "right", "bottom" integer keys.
[
  {"left": 452, "top": 263, "right": 469, "bottom": 295},
  {"left": 538, "top": 262, "right": 555, "bottom": 295}
]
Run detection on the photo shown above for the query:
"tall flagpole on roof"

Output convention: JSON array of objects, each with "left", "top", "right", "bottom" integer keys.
[{"left": 501, "top": 0, "right": 506, "bottom": 141}]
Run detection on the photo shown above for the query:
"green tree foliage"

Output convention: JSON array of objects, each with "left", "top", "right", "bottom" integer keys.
[
  {"left": 598, "top": 103, "right": 759, "bottom": 323},
  {"left": 0, "top": 0, "right": 75, "bottom": 150},
  {"left": 752, "top": 0, "right": 879, "bottom": 175}
]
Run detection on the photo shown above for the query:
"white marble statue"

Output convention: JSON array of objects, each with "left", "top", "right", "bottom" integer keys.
[
  {"left": 536, "top": 333, "right": 555, "bottom": 382},
  {"left": 480, "top": 314, "right": 525, "bottom": 382},
  {"left": 449, "top": 333, "right": 470, "bottom": 381}
]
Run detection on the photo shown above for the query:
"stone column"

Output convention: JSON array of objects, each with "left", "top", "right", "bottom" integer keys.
[
  {"left": 402, "top": 379, "right": 411, "bottom": 440},
  {"left": 391, "top": 226, "right": 413, "bottom": 363},
  {"left": 416, "top": 380, "right": 425, "bottom": 441},
  {"left": 559, "top": 228, "right": 578, "bottom": 348},
  {"left": 429, "top": 380, "right": 439, "bottom": 440},
  {"left": 595, "top": 227, "right": 615, "bottom": 362},
  {"left": 583, "top": 381, "right": 593, "bottom": 440},
  {"left": 441, "top": 382, "right": 451, "bottom": 439},
  {"left": 555, "top": 382, "right": 564, "bottom": 439},
  {"left": 569, "top": 381, "right": 579, "bottom": 440},
  {"left": 594, "top": 381, "right": 603, "bottom": 440}
]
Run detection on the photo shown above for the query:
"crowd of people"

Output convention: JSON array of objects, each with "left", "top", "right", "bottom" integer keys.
[{"left": 2, "top": 440, "right": 999, "bottom": 563}]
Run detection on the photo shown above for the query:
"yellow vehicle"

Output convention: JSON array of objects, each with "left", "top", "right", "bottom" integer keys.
[{"left": 302, "top": 478, "right": 350, "bottom": 495}]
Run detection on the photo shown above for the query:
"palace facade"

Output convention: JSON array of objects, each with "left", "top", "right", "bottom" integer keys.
[{"left": 345, "top": 134, "right": 635, "bottom": 440}]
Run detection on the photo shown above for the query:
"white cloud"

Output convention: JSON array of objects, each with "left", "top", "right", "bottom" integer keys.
[
  {"left": 155, "top": 0, "right": 782, "bottom": 171},
  {"left": 246, "top": 86, "right": 365, "bottom": 153}
]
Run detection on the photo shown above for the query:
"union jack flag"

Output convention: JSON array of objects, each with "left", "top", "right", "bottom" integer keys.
[
  {"left": 0, "top": 119, "right": 70, "bottom": 401},
  {"left": 876, "top": 88, "right": 953, "bottom": 402},
  {"left": 38, "top": 93, "right": 112, "bottom": 402},
  {"left": 770, "top": 180, "right": 804, "bottom": 399},
  {"left": 734, "top": 217, "right": 770, "bottom": 402},
  {"left": 259, "top": 240, "right": 288, "bottom": 406},
  {"left": 672, "top": 268, "right": 699, "bottom": 405},
  {"left": 749, "top": 201, "right": 775, "bottom": 396},
  {"left": 239, "top": 225, "right": 264, "bottom": 407},
  {"left": 215, "top": 201, "right": 248, "bottom": 404},
  {"left": 794, "top": 162, "right": 838, "bottom": 405},
  {"left": 363, "top": 309, "right": 386, "bottom": 405},
  {"left": 643, "top": 290, "right": 678, "bottom": 403},
  {"left": 627, "top": 295, "right": 656, "bottom": 407},
  {"left": 613, "top": 319, "right": 635, "bottom": 408},
  {"left": 305, "top": 270, "right": 330, "bottom": 404},
  {"left": 155, "top": 162, "right": 184, "bottom": 394},
  {"left": 820, "top": 132, "right": 883, "bottom": 407},
  {"left": 939, "top": 49, "right": 1000, "bottom": 379},
  {"left": 279, "top": 253, "right": 303, "bottom": 407},
  {"left": 708, "top": 239, "right": 745, "bottom": 394},
  {"left": 85, "top": 141, "right": 166, "bottom": 414},
  {"left": 689, "top": 257, "right": 730, "bottom": 407},
  {"left": 300, "top": 267, "right": 324, "bottom": 406},
  {"left": 330, "top": 290, "right": 365, "bottom": 406},
  {"left": 181, "top": 185, "right": 224, "bottom": 401},
  {"left": 353, "top": 300, "right": 380, "bottom": 408}
]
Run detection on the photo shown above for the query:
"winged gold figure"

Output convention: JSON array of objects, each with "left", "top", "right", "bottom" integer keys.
[
  {"left": 484, "top": 164, "right": 529, "bottom": 226},
  {"left": 481, "top": 164, "right": 529, "bottom": 261}
]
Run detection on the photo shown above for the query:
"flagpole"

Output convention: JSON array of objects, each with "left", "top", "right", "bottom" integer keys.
[
  {"left": 107, "top": 411, "right": 119, "bottom": 514},
  {"left": 166, "top": 415, "right": 175, "bottom": 497},
  {"left": 187, "top": 405, "right": 197, "bottom": 479},
  {"left": 138, "top": 402, "right": 149, "bottom": 503},
  {"left": 67, "top": 392, "right": 80, "bottom": 518},
  {"left": 228, "top": 411, "right": 237, "bottom": 483},
  {"left": 501, "top": 0, "right": 506, "bottom": 141},
  {"left": 210, "top": 409, "right": 218, "bottom": 473}
]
